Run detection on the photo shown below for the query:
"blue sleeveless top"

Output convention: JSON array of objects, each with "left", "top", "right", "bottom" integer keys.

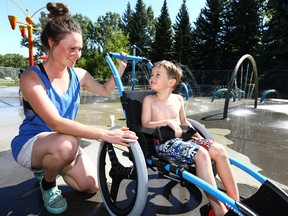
[{"left": 11, "top": 66, "right": 80, "bottom": 160}]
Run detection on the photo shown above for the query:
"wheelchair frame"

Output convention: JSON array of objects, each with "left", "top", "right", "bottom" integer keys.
[{"left": 97, "top": 52, "right": 288, "bottom": 216}]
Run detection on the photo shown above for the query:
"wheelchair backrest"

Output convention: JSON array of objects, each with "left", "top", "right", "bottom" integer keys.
[
  {"left": 121, "top": 90, "right": 156, "bottom": 157},
  {"left": 121, "top": 90, "right": 155, "bottom": 128}
]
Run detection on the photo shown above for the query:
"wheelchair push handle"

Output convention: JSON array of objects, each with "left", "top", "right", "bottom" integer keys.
[
  {"left": 105, "top": 52, "right": 153, "bottom": 68},
  {"left": 103, "top": 52, "right": 153, "bottom": 97}
]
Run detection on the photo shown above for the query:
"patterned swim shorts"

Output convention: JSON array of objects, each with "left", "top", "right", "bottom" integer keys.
[{"left": 155, "top": 137, "right": 213, "bottom": 164}]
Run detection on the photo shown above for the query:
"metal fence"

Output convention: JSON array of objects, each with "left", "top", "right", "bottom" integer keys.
[{"left": 0, "top": 67, "right": 22, "bottom": 80}]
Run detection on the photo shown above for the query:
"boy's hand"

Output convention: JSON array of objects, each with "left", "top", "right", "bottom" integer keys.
[{"left": 167, "top": 120, "right": 182, "bottom": 138}]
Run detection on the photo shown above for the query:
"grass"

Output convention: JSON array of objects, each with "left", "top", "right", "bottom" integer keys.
[{"left": 0, "top": 78, "right": 19, "bottom": 87}]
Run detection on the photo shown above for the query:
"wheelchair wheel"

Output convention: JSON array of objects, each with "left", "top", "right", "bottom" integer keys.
[
  {"left": 188, "top": 118, "right": 214, "bottom": 141},
  {"left": 97, "top": 137, "right": 148, "bottom": 216}
]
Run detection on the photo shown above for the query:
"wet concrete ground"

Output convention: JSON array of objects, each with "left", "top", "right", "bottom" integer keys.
[{"left": 0, "top": 86, "right": 287, "bottom": 215}]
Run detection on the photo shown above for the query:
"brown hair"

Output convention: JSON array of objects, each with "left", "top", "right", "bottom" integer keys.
[
  {"left": 153, "top": 60, "right": 183, "bottom": 88},
  {"left": 41, "top": 2, "right": 82, "bottom": 51}
]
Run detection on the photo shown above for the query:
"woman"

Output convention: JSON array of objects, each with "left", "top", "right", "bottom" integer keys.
[{"left": 11, "top": 2, "right": 137, "bottom": 214}]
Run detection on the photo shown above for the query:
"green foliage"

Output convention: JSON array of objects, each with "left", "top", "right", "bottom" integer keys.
[
  {"left": 146, "top": 6, "right": 157, "bottom": 46},
  {"left": 73, "top": 14, "right": 97, "bottom": 57},
  {"left": 98, "top": 32, "right": 130, "bottom": 80},
  {"left": 121, "top": 2, "right": 133, "bottom": 36},
  {"left": 129, "top": 0, "right": 152, "bottom": 55},
  {"left": 173, "top": 0, "right": 193, "bottom": 66},
  {"left": 151, "top": 0, "right": 173, "bottom": 62},
  {"left": 94, "top": 12, "right": 123, "bottom": 52},
  {"left": 75, "top": 12, "right": 130, "bottom": 78},
  {"left": 0, "top": 54, "right": 29, "bottom": 69},
  {"left": 257, "top": 0, "right": 288, "bottom": 95},
  {"left": 192, "top": 0, "right": 226, "bottom": 70},
  {"left": 260, "top": 0, "right": 288, "bottom": 71},
  {"left": 221, "top": 0, "right": 262, "bottom": 69}
]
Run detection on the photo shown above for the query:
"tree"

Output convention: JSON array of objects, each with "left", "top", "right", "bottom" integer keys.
[
  {"left": 173, "top": 0, "right": 193, "bottom": 66},
  {"left": 221, "top": 0, "right": 262, "bottom": 69},
  {"left": 129, "top": 0, "right": 150, "bottom": 55},
  {"left": 121, "top": 2, "right": 133, "bottom": 36},
  {"left": 0, "top": 54, "right": 29, "bottom": 69},
  {"left": 94, "top": 12, "right": 123, "bottom": 53},
  {"left": 94, "top": 32, "right": 130, "bottom": 80},
  {"left": 257, "top": 0, "right": 288, "bottom": 97},
  {"left": 73, "top": 14, "right": 96, "bottom": 57},
  {"left": 146, "top": 6, "right": 156, "bottom": 52},
  {"left": 79, "top": 12, "right": 129, "bottom": 78},
  {"left": 260, "top": 0, "right": 288, "bottom": 71},
  {"left": 192, "top": 0, "right": 226, "bottom": 70},
  {"left": 151, "top": 0, "right": 173, "bottom": 62}
]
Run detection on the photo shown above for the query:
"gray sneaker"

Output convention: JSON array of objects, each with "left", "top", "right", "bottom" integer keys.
[{"left": 40, "top": 178, "right": 67, "bottom": 214}]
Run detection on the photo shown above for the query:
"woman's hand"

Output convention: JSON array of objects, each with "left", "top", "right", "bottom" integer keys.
[
  {"left": 103, "top": 127, "right": 138, "bottom": 147},
  {"left": 116, "top": 52, "right": 128, "bottom": 71}
]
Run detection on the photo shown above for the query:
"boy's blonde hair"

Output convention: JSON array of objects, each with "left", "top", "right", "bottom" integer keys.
[{"left": 153, "top": 60, "right": 183, "bottom": 89}]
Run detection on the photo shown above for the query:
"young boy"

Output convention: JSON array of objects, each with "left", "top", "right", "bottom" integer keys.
[{"left": 141, "top": 60, "right": 239, "bottom": 216}]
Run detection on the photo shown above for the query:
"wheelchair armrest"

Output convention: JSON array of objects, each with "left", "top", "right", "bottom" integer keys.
[
  {"left": 141, "top": 125, "right": 197, "bottom": 143},
  {"left": 130, "top": 124, "right": 197, "bottom": 144}
]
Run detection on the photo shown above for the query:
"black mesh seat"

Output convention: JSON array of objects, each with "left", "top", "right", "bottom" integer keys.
[{"left": 121, "top": 90, "right": 157, "bottom": 158}]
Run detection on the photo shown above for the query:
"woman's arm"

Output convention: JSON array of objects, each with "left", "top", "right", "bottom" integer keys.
[
  {"left": 77, "top": 54, "right": 127, "bottom": 96},
  {"left": 20, "top": 70, "right": 136, "bottom": 146}
]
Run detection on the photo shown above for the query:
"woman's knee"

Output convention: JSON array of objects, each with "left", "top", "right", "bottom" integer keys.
[
  {"left": 53, "top": 135, "right": 79, "bottom": 161},
  {"left": 86, "top": 180, "right": 99, "bottom": 194},
  {"left": 78, "top": 176, "right": 99, "bottom": 193},
  {"left": 62, "top": 173, "right": 99, "bottom": 193}
]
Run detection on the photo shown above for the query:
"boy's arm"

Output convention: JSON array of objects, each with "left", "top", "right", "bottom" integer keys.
[
  {"left": 178, "top": 96, "right": 203, "bottom": 139},
  {"left": 179, "top": 95, "right": 192, "bottom": 127}
]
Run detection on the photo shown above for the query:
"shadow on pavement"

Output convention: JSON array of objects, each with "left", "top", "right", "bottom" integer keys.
[
  {"left": 0, "top": 170, "right": 204, "bottom": 216},
  {"left": 143, "top": 172, "right": 203, "bottom": 215},
  {"left": 0, "top": 179, "right": 106, "bottom": 216}
]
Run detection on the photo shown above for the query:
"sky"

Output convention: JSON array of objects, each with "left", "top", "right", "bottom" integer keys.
[{"left": 1, "top": 0, "right": 206, "bottom": 57}]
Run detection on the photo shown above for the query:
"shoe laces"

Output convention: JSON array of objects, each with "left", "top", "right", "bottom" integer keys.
[{"left": 44, "top": 187, "right": 63, "bottom": 205}]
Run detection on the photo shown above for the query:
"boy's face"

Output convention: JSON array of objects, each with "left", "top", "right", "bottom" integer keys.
[{"left": 149, "top": 66, "right": 174, "bottom": 91}]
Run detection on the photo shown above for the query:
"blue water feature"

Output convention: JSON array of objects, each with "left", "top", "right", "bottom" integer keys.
[
  {"left": 260, "top": 89, "right": 277, "bottom": 103},
  {"left": 179, "top": 82, "right": 190, "bottom": 100},
  {"left": 211, "top": 88, "right": 236, "bottom": 102}
]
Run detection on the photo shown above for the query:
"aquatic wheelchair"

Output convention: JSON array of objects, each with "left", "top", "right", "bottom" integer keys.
[{"left": 97, "top": 52, "right": 288, "bottom": 216}]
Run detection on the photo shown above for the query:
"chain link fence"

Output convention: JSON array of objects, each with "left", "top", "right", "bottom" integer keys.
[{"left": 0, "top": 67, "right": 22, "bottom": 81}]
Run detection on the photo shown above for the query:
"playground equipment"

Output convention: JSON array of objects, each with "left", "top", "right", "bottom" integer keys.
[
  {"left": 260, "top": 89, "right": 277, "bottom": 103},
  {"left": 211, "top": 88, "right": 236, "bottom": 102},
  {"left": 223, "top": 54, "right": 259, "bottom": 119},
  {"left": 7, "top": 0, "right": 44, "bottom": 66},
  {"left": 179, "top": 82, "right": 190, "bottom": 100},
  {"left": 98, "top": 52, "right": 288, "bottom": 216}
]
